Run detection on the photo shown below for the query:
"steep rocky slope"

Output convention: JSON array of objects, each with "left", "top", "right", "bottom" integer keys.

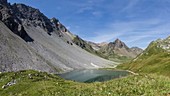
[
  {"left": 118, "top": 36, "right": 170, "bottom": 77},
  {"left": 0, "top": 0, "right": 115, "bottom": 73},
  {"left": 0, "top": 22, "right": 58, "bottom": 73}
]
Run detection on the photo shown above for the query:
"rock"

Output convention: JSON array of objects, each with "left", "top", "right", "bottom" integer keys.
[
  {"left": 12, "top": 3, "right": 53, "bottom": 32},
  {"left": 0, "top": 0, "right": 7, "bottom": 5},
  {"left": 2, "top": 80, "right": 16, "bottom": 89},
  {"left": 28, "top": 74, "right": 32, "bottom": 79},
  {"left": 0, "top": 1, "right": 34, "bottom": 42}
]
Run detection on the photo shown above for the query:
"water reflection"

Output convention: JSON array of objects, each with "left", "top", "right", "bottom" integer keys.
[{"left": 58, "top": 69, "right": 129, "bottom": 83}]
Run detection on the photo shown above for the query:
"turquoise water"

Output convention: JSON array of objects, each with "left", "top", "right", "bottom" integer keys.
[{"left": 58, "top": 69, "right": 129, "bottom": 83}]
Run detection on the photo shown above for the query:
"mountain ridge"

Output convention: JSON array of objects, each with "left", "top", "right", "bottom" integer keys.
[
  {"left": 78, "top": 37, "right": 143, "bottom": 62},
  {"left": 0, "top": 0, "right": 115, "bottom": 73},
  {"left": 94, "top": 39, "right": 143, "bottom": 62}
]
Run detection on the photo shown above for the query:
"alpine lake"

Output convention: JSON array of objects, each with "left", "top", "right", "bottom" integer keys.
[{"left": 58, "top": 69, "right": 130, "bottom": 83}]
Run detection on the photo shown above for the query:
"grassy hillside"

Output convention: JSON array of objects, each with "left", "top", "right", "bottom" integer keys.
[
  {"left": 100, "top": 51, "right": 133, "bottom": 63},
  {"left": 0, "top": 70, "right": 170, "bottom": 96},
  {"left": 117, "top": 38, "right": 170, "bottom": 77}
]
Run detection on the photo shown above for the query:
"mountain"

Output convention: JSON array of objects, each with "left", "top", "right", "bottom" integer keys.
[
  {"left": 97, "top": 42, "right": 109, "bottom": 47},
  {"left": 0, "top": 0, "right": 115, "bottom": 73},
  {"left": 98, "top": 39, "right": 143, "bottom": 62},
  {"left": 72, "top": 35, "right": 95, "bottom": 53},
  {"left": 76, "top": 38, "right": 143, "bottom": 63},
  {"left": 130, "top": 47, "right": 143, "bottom": 55},
  {"left": 87, "top": 41, "right": 101, "bottom": 51},
  {"left": 72, "top": 36, "right": 111, "bottom": 60},
  {"left": 118, "top": 36, "right": 170, "bottom": 77}
]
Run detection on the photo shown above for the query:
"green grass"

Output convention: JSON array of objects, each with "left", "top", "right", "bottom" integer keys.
[
  {"left": 117, "top": 40, "right": 170, "bottom": 77},
  {"left": 0, "top": 70, "right": 170, "bottom": 96}
]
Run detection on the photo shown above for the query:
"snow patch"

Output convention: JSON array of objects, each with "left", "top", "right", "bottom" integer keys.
[{"left": 91, "top": 63, "right": 99, "bottom": 68}]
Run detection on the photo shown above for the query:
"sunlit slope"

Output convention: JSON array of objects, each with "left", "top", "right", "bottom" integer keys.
[
  {"left": 118, "top": 36, "right": 170, "bottom": 77},
  {"left": 0, "top": 70, "right": 169, "bottom": 96}
]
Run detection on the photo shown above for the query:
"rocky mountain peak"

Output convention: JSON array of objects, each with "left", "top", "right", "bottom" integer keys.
[
  {"left": 115, "top": 38, "right": 121, "bottom": 42},
  {"left": 98, "top": 38, "right": 143, "bottom": 59},
  {"left": 50, "top": 17, "right": 68, "bottom": 32},
  {"left": 114, "top": 39, "right": 123, "bottom": 47},
  {"left": 50, "top": 17, "right": 60, "bottom": 28},
  {"left": 12, "top": 3, "right": 53, "bottom": 33},
  {"left": 109, "top": 38, "right": 128, "bottom": 49},
  {"left": 0, "top": 1, "right": 35, "bottom": 42},
  {"left": 0, "top": 0, "right": 7, "bottom": 5},
  {"left": 51, "top": 17, "right": 59, "bottom": 24}
]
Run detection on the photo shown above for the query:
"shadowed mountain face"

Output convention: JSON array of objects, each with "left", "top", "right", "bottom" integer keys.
[
  {"left": 0, "top": 1, "right": 34, "bottom": 42},
  {"left": 0, "top": 0, "right": 115, "bottom": 73},
  {"left": 0, "top": 0, "right": 7, "bottom": 5}
]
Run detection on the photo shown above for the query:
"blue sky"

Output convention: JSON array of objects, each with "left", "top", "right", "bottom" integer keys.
[{"left": 8, "top": 0, "right": 170, "bottom": 49}]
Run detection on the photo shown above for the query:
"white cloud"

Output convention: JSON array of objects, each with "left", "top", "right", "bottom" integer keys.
[
  {"left": 121, "top": 0, "right": 140, "bottom": 12},
  {"left": 92, "top": 11, "right": 102, "bottom": 17},
  {"left": 76, "top": 6, "right": 93, "bottom": 14},
  {"left": 85, "top": 18, "right": 170, "bottom": 48},
  {"left": 88, "top": 32, "right": 123, "bottom": 43}
]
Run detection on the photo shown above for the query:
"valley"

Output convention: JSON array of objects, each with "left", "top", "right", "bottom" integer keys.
[{"left": 0, "top": 0, "right": 170, "bottom": 96}]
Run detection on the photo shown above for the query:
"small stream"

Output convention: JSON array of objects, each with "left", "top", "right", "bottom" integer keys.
[{"left": 58, "top": 69, "right": 130, "bottom": 83}]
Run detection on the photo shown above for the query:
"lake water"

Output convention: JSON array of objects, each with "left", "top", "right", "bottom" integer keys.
[{"left": 58, "top": 69, "right": 129, "bottom": 83}]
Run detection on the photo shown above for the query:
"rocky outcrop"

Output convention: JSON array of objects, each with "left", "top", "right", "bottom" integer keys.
[
  {"left": 0, "top": 1, "right": 34, "bottom": 42},
  {"left": 2, "top": 80, "right": 16, "bottom": 89},
  {"left": 0, "top": 0, "right": 7, "bottom": 5},
  {"left": 0, "top": 1, "right": 70, "bottom": 42},
  {"left": 12, "top": 3, "right": 53, "bottom": 33},
  {"left": 73, "top": 35, "right": 94, "bottom": 52}
]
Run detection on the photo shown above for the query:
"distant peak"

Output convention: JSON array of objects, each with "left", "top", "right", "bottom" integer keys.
[
  {"left": 115, "top": 38, "right": 121, "bottom": 43},
  {"left": 110, "top": 38, "right": 128, "bottom": 49},
  {"left": 97, "top": 42, "right": 108, "bottom": 46},
  {"left": 114, "top": 38, "right": 124, "bottom": 45}
]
